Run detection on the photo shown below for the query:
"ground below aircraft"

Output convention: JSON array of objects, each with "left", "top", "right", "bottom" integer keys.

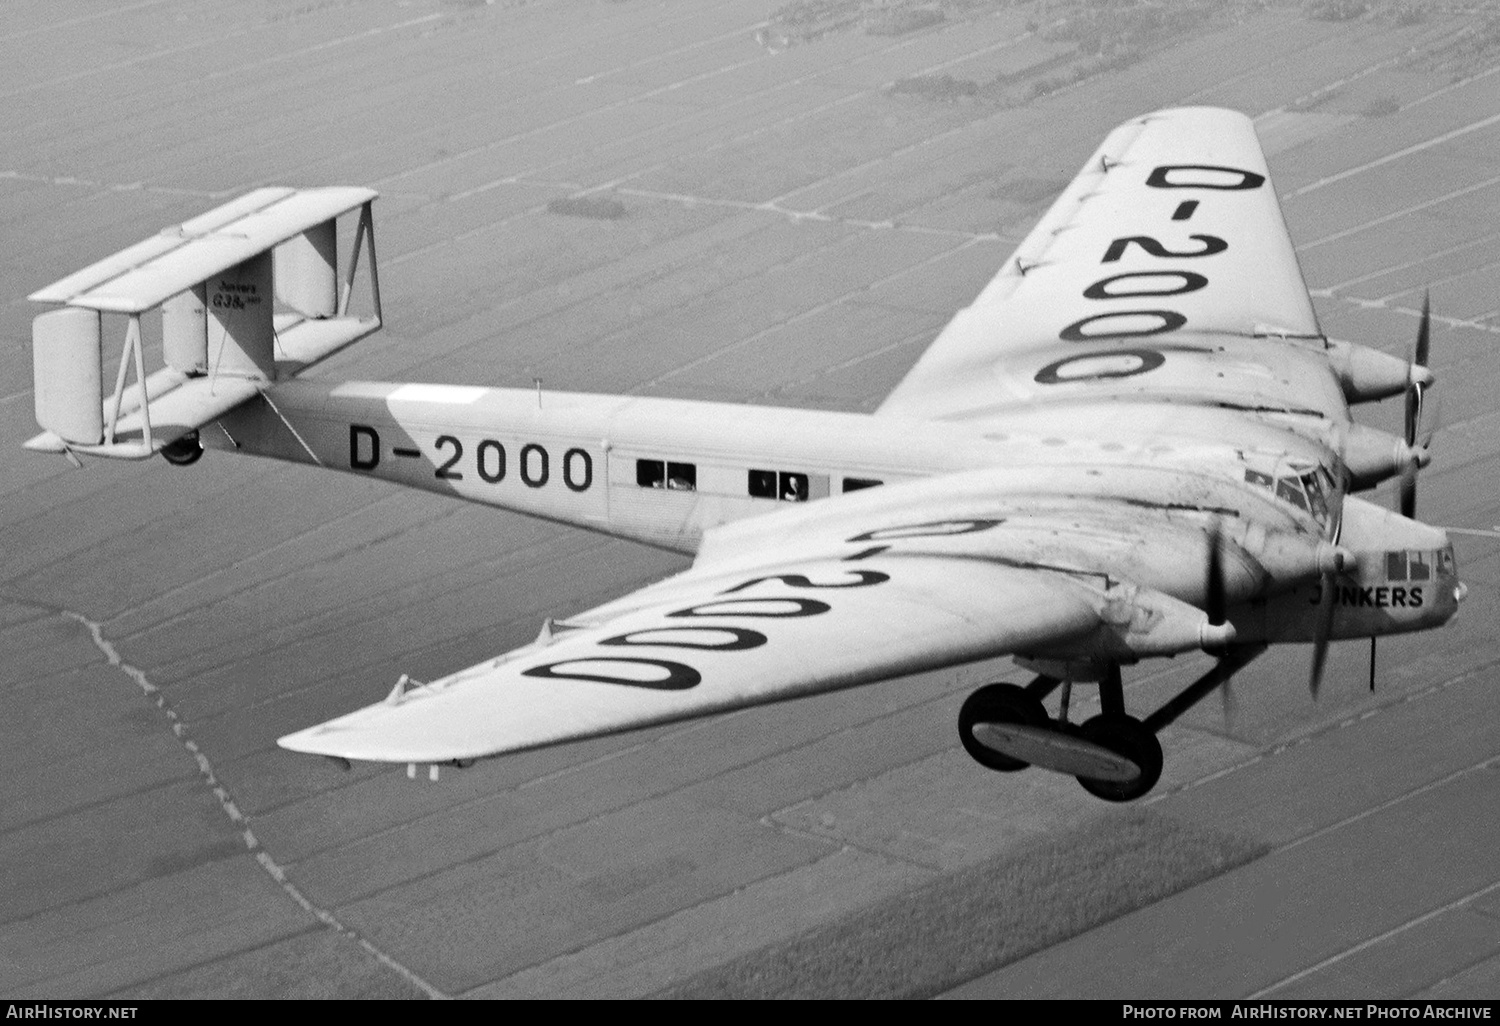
[{"left": 24, "top": 108, "right": 1467, "bottom": 801}]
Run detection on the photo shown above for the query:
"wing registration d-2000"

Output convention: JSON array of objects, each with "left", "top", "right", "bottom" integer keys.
[{"left": 25, "top": 108, "right": 1468, "bottom": 801}]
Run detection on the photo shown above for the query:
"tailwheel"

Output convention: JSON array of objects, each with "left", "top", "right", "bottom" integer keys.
[
  {"left": 160, "top": 430, "right": 203, "bottom": 466},
  {"left": 1074, "top": 715, "right": 1163, "bottom": 802},
  {"left": 958, "top": 683, "right": 1048, "bottom": 772}
]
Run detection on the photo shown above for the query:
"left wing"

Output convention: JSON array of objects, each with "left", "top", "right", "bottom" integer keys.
[
  {"left": 279, "top": 550, "right": 1103, "bottom": 764},
  {"left": 879, "top": 107, "right": 1336, "bottom": 423}
]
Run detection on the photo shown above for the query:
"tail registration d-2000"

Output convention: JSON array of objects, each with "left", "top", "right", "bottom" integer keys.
[{"left": 24, "top": 109, "right": 1467, "bottom": 802}]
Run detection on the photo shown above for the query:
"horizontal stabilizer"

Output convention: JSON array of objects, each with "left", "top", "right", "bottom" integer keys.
[
  {"left": 30, "top": 187, "right": 376, "bottom": 313},
  {"left": 24, "top": 373, "right": 261, "bottom": 458},
  {"left": 273, "top": 313, "right": 382, "bottom": 376}
]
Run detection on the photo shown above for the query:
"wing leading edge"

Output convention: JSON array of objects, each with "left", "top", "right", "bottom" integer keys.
[{"left": 278, "top": 554, "right": 1102, "bottom": 764}]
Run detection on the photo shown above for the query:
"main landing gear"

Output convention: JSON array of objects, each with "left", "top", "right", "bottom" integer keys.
[{"left": 958, "top": 647, "right": 1264, "bottom": 802}]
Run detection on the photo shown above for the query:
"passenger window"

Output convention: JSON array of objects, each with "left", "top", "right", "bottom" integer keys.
[
  {"left": 1386, "top": 551, "right": 1407, "bottom": 581},
  {"left": 637, "top": 460, "right": 665, "bottom": 488},
  {"left": 749, "top": 468, "right": 812, "bottom": 501},
  {"left": 1407, "top": 551, "right": 1431, "bottom": 581},
  {"left": 749, "top": 469, "right": 777, "bottom": 498},
  {"left": 1276, "top": 477, "right": 1308, "bottom": 511},
  {"left": 667, "top": 462, "right": 696, "bottom": 491},
  {"left": 843, "top": 477, "right": 882, "bottom": 493},
  {"left": 1439, "top": 548, "right": 1455, "bottom": 575}
]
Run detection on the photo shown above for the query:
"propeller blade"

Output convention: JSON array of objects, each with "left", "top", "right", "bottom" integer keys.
[
  {"left": 1421, "top": 387, "right": 1442, "bottom": 450},
  {"left": 1205, "top": 520, "right": 1226, "bottom": 627},
  {"left": 1404, "top": 364, "right": 1420, "bottom": 447},
  {"left": 1309, "top": 570, "right": 1337, "bottom": 699},
  {"left": 1400, "top": 291, "right": 1434, "bottom": 519},
  {"left": 1415, "top": 289, "right": 1431, "bottom": 370}
]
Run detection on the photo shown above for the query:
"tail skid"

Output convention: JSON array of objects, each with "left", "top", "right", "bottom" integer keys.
[{"left": 25, "top": 187, "right": 383, "bottom": 460}]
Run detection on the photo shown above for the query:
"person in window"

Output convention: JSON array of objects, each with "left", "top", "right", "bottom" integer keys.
[{"left": 781, "top": 474, "right": 803, "bottom": 501}]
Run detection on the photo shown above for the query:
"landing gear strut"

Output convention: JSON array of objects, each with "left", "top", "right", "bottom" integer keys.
[
  {"left": 958, "top": 646, "right": 1265, "bottom": 802},
  {"left": 1069, "top": 664, "right": 1163, "bottom": 802}
]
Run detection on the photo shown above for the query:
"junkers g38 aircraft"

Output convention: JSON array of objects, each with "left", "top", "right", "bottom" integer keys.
[{"left": 24, "top": 108, "right": 1467, "bottom": 802}]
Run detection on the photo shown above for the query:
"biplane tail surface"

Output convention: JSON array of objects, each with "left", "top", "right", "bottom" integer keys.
[{"left": 25, "top": 187, "right": 383, "bottom": 461}]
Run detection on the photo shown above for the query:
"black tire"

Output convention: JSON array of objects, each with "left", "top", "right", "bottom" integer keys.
[
  {"left": 161, "top": 431, "right": 203, "bottom": 466},
  {"left": 958, "top": 683, "right": 1048, "bottom": 772},
  {"left": 1075, "top": 715, "right": 1163, "bottom": 802}
]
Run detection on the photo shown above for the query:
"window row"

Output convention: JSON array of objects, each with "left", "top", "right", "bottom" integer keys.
[
  {"left": 1385, "top": 550, "right": 1436, "bottom": 582},
  {"left": 635, "top": 458, "right": 881, "bottom": 501}
]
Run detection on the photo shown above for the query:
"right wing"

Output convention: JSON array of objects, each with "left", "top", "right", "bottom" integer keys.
[
  {"left": 878, "top": 107, "right": 1337, "bottom": 424},
  {"left": 277, "top": 548, "right": 1104, "bottom": 764}
]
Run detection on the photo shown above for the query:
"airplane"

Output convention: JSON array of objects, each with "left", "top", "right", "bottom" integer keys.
[{"left": 23, "top": 107, "right": 1468, "bottom": 802}]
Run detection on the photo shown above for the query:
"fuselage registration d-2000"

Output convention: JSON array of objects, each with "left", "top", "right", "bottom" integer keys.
[{"left": 25, "top": 108, "right": 1467, "bottom": 801}]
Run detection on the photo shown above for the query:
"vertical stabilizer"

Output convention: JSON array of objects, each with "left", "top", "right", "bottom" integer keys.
[
  {"left": 275, "top": 218, "right": 337, "bottom": 318},
  {"left": 32, "top": 307, "right": 103, "bottom": 445},
  {"left": 162, "top": 284, "right": 207, "bottom": 375},
  {"left": 206, "top": 250, "right": 274, "bottom": 379}
]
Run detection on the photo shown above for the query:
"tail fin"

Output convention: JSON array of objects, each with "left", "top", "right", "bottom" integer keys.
[{"left": 25, "top": 187, "right": 382, "bottom": 460}]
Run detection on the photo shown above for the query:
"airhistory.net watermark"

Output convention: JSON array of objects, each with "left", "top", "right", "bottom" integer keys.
[
  {"left": 5, "top": 1007, "right": 137, "bottom": 1019},
  {"left": 1119, "top": 1005, "right": 1493, "bottom": 1020}
]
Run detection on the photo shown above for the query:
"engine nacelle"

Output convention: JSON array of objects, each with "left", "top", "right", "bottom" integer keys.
[
  {"left": 1325, "top": 337, "right": 1432, "bottom": 405},
  {"left": 1029, "top": 583, "right": 1234, "bottom": 666},
  {"left": 1341, "top": 422, "right": 1426, "bottom": 491}
]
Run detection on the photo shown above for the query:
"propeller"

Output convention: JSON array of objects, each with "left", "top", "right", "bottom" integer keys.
[
  {"left": 1309, "top": 499, "right": 1351, "bottom": 700},
  {"left": 1400, "top": 291, "right": 1436, "bottom": 519},
  {"left": 1203, "top": 521, "right": 1237, "bottom": 724},
  {"left": 1309, "top": 575, "right": 1336, "bottom": 699},
  {"left": 1309, "top": 294, "right": 1433, "bottom": 697},
  {"left": 1205, "top": 520, "right": 1227, "bottom": 630}
]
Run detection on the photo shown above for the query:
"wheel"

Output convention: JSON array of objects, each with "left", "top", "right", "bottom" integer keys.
[
  {"left": 161, "top": 430, "right": 203, "bottom": 466},
  {"left": 958, "top": 683, "right": 1048, "bottom": 772},
  {"left": 1074, "top": 715, "right": 1163, "bottom": 802}
]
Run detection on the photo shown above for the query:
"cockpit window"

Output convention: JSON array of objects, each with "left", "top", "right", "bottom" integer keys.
[
  {"left": 1244, "top": 463, "right": 1336, "bottom": 526},
  {"left": 1276, "top": 476, "right": 1308, "bottom": 511},
  {"left": 1300, "top": 472, "right": 1328, "bottom": 520}
]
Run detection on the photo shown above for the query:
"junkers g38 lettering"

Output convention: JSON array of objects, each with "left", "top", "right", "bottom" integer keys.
[{"left": 23, "top": 109, "right": 1469, "bottom": 803}]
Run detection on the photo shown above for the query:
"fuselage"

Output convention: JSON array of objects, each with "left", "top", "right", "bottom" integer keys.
[{"left": 206, "top": 378, "right": 1462, "bottom": 650}]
